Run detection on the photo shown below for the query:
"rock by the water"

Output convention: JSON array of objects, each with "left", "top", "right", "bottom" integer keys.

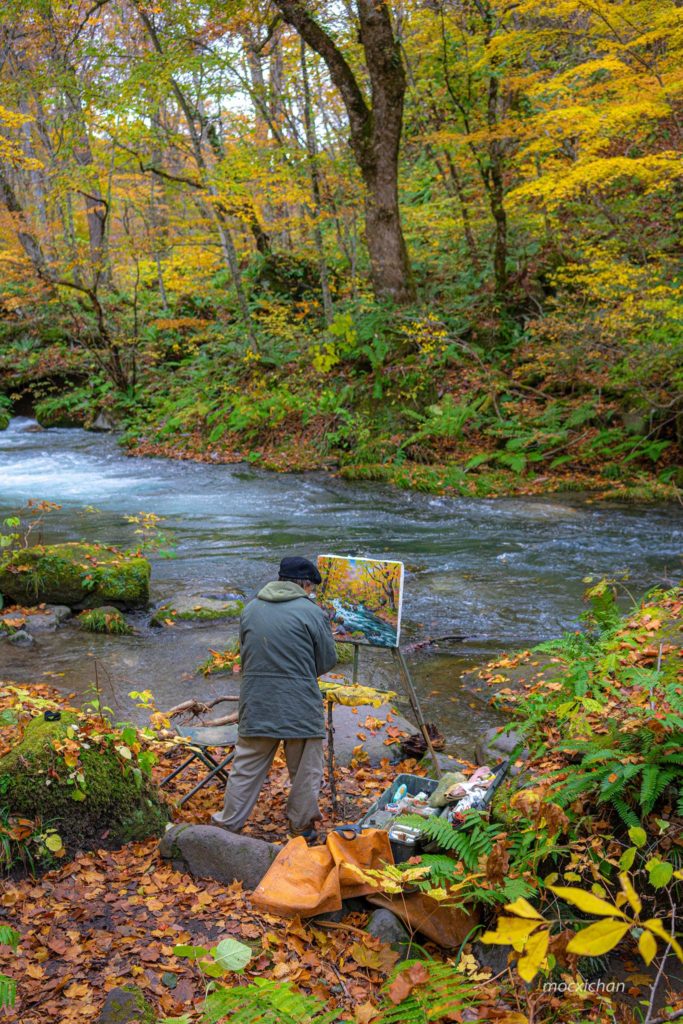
[
  {"left": 7, "top": 628, "right": 34, "bottom": 647},
  {"left": 150, "top": 592, "right": 243, "bottom": 626},
  {"left": 160, "top": 824, "right": 279, "bottom": 889},
  {"left": 79, "top": 606, "right": 133, "bottom": 635},
  {"left": 0, "top": 604, "right": 72, "bottom": 637},
  {"left": 98, "top": 985, "right": 155, "bottom": 1024},
  {"left": 475, "top": 726, "right": 529, "bottom": 767},
  {"left": 0, "top": 543, "right": 150, "bottom": 609},
  {"left": 0, "top": 713, "right": 169, "bottom": 859},
  {"left": 419, "top": 752, "right": 469, "bottom": 779},
  {"left": 90, "top": 410, "right": 118, "bottom": 432}
]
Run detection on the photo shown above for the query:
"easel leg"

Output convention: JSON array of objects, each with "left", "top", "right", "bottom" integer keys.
[
  {"left": 326, "top": 700, "right": 339, "bottom": 816},
  {"left": 392, "top": 647, "right": 442, "bottom": 779}
]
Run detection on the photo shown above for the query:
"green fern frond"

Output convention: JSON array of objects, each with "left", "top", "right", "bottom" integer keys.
[
  {"left": 403, "top": 854, "right": 458, "bottom": 886},
  {"left": 612, "top": 797, "right": 641, "bottom": 828},
  {"left": 0, "top": 973, "right": 16, "bottom": 1010},
  {"left": 598, "top": 763, "right": 643, "bottom": 801},
  {"left": 641, "top": 768, "right": 677, "bottom": 814},
  {"left": 377, "top": 960, "right": 479, "bottom": 1024},
  {"left": 203, "top": 979, "right": 349, "bottom": 1024},
  {"left": 0, "top": 928, "right": 20, "bottom": 949},
  {"left": 397, "top": 814, "right": 462, "bottom": 851}
]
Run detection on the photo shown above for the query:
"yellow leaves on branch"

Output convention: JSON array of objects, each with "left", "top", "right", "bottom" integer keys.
[
  {"left": 481, "top": 874, "right": 683, "bottom": 982},
  {"left": 0, "top": 105, "right": 43, "bottom": 171},
  {"left": 511, "top": 153, "right": 680, "bottom": 210}
]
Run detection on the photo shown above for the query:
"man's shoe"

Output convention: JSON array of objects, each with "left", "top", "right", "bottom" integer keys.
[{"left": 289, "top": 826, "right": 321, "bottom": 846}]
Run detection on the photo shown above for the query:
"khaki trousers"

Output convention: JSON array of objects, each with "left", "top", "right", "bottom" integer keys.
[{"left": 211, "top": 736, "right": 324, "bottom": 834}]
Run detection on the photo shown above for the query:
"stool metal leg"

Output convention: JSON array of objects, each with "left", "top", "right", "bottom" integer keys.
[
  {"left": 177, "top": 749, "right": 235, "bottom": 807},
  {"left": 159, "top": 752, "right": 197, "bottom": 789}
]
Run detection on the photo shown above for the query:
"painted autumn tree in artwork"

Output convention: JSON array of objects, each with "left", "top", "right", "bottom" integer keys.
[{"left": 316, "top": 555, "right": 404, "bottom": 648}]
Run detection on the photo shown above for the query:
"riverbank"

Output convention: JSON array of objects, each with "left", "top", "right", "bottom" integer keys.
[
  {"left": 125, "top": 427, "right": 682, "bottom": 504},
  {"left": 2, "top": 296, "right": 681, "bottom": 506},
  {"left": 1, "top": 582, "right": 681, "bottom": 1023}
]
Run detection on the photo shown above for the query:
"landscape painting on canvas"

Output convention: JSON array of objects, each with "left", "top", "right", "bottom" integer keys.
[{"left": 316, "top": 554, "right": 405, "bottom": 648}]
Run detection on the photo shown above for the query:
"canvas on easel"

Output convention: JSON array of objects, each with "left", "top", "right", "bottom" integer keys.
[
  {"left": 316, "top": 554, "right": 404, "bottom": 648},
  {"left": 317, "top": 552, "right": 441, "bottom": 780}
]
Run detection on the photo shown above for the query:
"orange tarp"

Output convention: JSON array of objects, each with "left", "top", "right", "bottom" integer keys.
[{"left": 251, "top": 829, "right": 394, "bottom": 918}]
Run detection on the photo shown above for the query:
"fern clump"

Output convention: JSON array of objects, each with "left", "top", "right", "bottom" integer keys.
[
  {"left": 491, "top": 583, "right": 683, "bottom": 828},
  {"left": 78, "top": 606, "right": 133, "bottom": 635}
]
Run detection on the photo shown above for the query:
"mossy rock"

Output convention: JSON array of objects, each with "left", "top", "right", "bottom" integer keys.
[
  {"left": 0, "top": 543, "right": 150, "bottom": 610},
  {"left": 97, "top": 984, "right": 156, "bottom": 1024},
  {"left": 79, "top": 606, "right": 133, "bottom": 635},
  {"left": 150, "top": 593, "right": 243, "bottom": 626},
  {"left": 0, "top": 714, "right": 169, "bottom": 861}
]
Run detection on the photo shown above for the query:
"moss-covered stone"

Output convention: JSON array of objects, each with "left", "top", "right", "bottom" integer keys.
[
  {"left": 98, "top": 985, "right": 156, "bottom": 1024},
  {"left": 0, "top": 714, "right": 169, "bottom": 862},
  {"left": 150, "top": 593, "right": 242, "bottom": 626},
  {"left": 0, "top": 543, "right": 150, "bottom": 609},
  {"left": 78, "top": 606, "right": 133, "bottom": 635}
]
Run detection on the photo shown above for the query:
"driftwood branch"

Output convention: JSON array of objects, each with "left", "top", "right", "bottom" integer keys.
[
  {"left": 197, "top": 712, "right": 239, "bottom": 727},
  {"left": 166, "top": 695, "right": 239, "bottom": 726}
]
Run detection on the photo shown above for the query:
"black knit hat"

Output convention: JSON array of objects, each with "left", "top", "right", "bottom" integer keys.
[{"left": 278, "top": 556, "right": 322, "bottom": 585}]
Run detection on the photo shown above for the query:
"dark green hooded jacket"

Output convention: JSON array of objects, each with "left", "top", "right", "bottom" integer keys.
[{"left": 238, "top": 581, "right": 337, "bottom": 739}]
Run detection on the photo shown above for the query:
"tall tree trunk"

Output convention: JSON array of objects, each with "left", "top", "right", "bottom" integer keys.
[
  {"left": 273, "top": 0, "right": 415, "bottom": 304},
  {"left": 0, "top": 164, "right": 51, "bottom": 278},
  {"left": 486, "top": 71, "right": 508, "bottom": 306},
  {"left": 300, "top": 40, "right": 333, "bottom": 325},
  {"left": 362, "top": 161, "right": 413, "bottom": 304}
]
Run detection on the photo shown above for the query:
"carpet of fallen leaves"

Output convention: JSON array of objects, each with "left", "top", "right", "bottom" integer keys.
[{"left": 0, "top": 687, "right": 431, "bottom": 1023}]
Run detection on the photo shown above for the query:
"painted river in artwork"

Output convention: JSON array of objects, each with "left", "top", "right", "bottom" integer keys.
[{"left": 1, "top": 417, "right": 681, "bottom": 754}]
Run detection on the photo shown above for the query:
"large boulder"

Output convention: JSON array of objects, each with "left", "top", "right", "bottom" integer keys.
[
  {"left": 0, "top": 543, "right": 150, "bottom": 609},
  {"left": 160, "top": 824, "right": 280, "bottom": 889},
  {"left": 0, "top": 713, "right": 169, "bottom": 861}
]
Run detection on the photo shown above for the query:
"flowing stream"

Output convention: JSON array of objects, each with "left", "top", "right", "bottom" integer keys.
[{"left": 1, "top": 417, "right": 681, "bottom": 755}]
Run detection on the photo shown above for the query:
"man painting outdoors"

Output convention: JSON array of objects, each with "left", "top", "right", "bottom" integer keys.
[{"left": 212, "top": 556, "right": 337, "bottom": 843}]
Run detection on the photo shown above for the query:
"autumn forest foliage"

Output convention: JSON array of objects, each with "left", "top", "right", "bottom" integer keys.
[{"left": 0, "top": 0, "right": 681, "bottom": 496}]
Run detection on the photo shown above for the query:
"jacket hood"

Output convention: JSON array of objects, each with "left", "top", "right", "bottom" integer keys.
[{"left": 257, "top": 580, "right": 309, "bottom": 602}]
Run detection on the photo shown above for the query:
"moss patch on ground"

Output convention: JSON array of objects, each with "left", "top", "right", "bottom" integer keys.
[{"left": 0, "top": 542, "right": 150, "bottom": 609}]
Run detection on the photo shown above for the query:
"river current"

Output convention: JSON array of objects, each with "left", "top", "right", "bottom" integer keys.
[{"left": 1, "top": 418, "right": 681, "bottom": 751}]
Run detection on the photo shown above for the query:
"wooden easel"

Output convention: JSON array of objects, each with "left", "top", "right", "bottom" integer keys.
[{"left": 349, "top": 641, "right": 442, "bottom": 779}]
